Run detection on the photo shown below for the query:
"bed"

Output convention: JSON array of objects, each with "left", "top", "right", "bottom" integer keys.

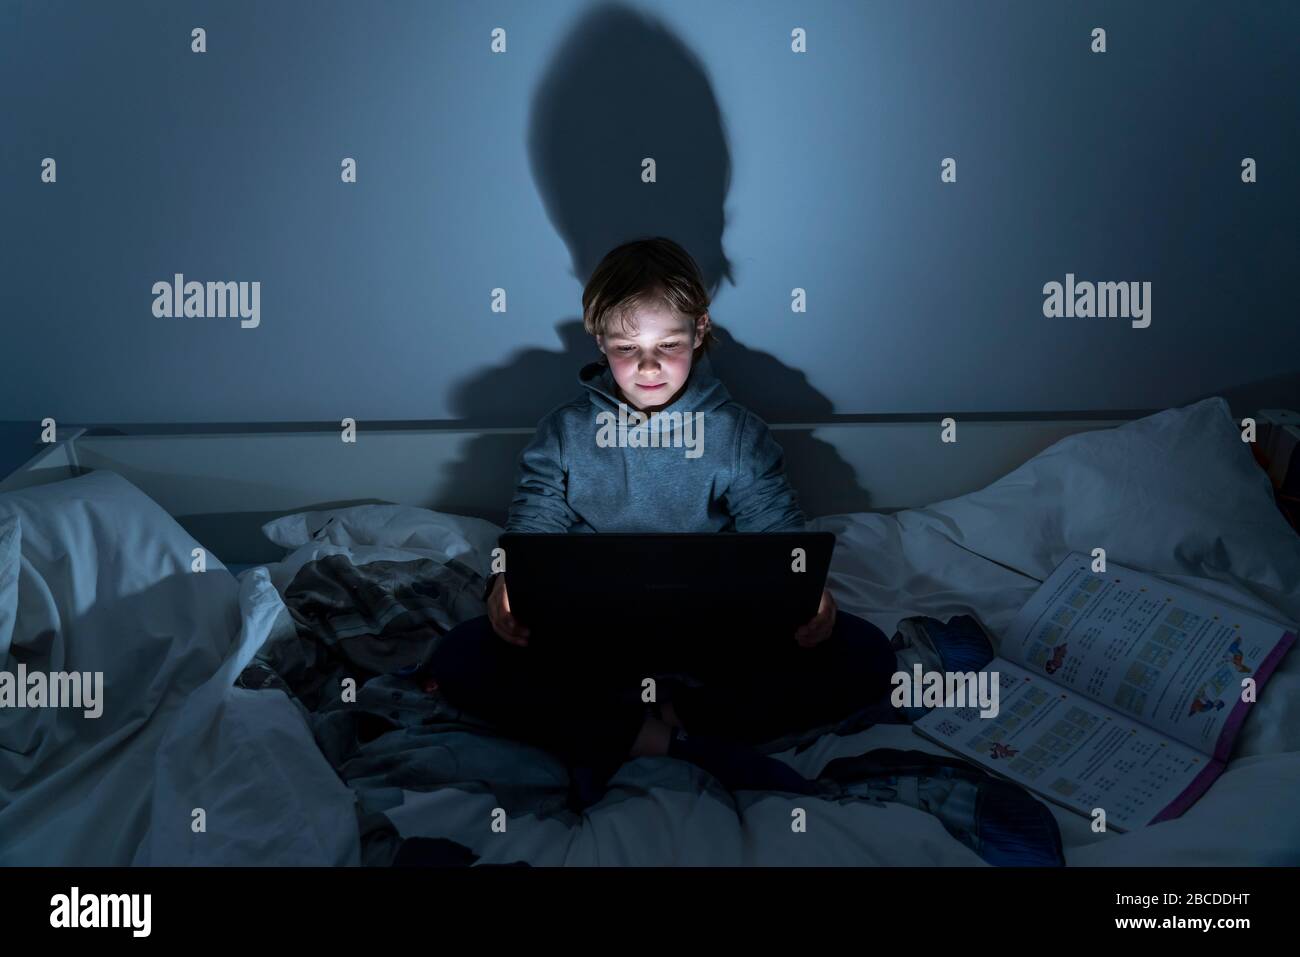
[{"left": 1, "top": 396, "right": 1297, "bottom": 866}]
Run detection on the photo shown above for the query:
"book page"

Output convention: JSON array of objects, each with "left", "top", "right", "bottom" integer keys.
[
  {"left": 999, "top": 552, "right": 1293, "bottom": 757},
  {"left": 913, "top": 659, "right": 1216, "bottom": 831}
]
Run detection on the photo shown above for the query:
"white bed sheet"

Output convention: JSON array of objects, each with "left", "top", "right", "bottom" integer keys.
[{"left": 6, "top": 394, "right": 1297, "bottom": 866}]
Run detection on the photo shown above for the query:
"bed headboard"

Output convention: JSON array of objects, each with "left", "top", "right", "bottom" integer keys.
[{"left": 0, "top": 414, "right": 1146, "bottom": 564}]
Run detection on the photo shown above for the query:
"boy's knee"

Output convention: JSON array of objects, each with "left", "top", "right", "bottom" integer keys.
[{"left": 827, "top": 612, "right": 897, "bottom": 701}]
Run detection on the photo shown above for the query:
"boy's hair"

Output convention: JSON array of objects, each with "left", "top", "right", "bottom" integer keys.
[{"left": 582, "top": 237, "right": 719, "bottom": 359}]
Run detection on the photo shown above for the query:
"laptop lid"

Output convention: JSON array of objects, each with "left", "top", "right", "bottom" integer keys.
[{"left": 497, "top": 531, "right": 835, "bottom": 654}]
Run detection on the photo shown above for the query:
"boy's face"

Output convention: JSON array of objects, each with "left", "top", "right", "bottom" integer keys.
[{"left": 597, "top": 304, "right": 709, "bottom": 414}]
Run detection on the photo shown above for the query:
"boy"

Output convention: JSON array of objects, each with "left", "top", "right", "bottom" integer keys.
[{"left": 430, "top": 237, "right": 895, "bottom": 808}]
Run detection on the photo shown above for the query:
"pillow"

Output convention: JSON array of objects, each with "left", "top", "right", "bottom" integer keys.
[
  {"left": 908, "top": 396, "right": 1300, "bottom": 623},
  {"left": 0, "top": 469, "right": 240, "bottom": 864},
  {"left": 262, "top": 503, "right": 503, "bottom": 578}
]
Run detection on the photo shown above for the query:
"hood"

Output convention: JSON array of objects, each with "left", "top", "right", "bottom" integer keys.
[{"left": 579, "top": 351, "right": 733, "bottom": 417}]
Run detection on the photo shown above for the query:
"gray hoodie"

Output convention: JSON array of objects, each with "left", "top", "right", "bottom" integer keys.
[{"left": 504, "top": 352, "right": 806, "bottom": 535}]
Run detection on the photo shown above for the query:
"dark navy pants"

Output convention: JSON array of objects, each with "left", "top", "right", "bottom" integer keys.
[{"left": 428, "top": 609, "right": 897, "bottom": 769}]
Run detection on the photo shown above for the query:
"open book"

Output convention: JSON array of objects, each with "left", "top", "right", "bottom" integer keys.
[{"left": 913, "top": 551, "right": 1296, "bottom": 831}]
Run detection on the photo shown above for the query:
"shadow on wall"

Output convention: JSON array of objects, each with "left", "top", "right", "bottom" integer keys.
[{"left": 435, "top": 2, "right": 871, "bottom": 521}]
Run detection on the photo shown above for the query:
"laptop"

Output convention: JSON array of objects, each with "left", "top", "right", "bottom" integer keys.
[{"left": 497, "top": 531, "right": 836, "bottom": 667}]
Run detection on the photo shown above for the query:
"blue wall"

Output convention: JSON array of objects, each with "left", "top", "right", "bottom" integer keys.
[{"left": 2, "top": 0, "right": 1297, "bottom": 427}]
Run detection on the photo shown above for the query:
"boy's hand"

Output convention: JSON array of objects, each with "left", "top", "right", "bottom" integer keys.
[
  {"left": 488, "top": 575, "right": 531, "bottom": 647},
  {"left": 794, "top": 588, "right": 836, "bottom": 648}
]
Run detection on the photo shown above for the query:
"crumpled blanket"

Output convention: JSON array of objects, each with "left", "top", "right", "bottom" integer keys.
[
  {"left": 237, "top": 554, "right": 1064, "bottom": 866},
  {"left": 236, "top": 552, "right": 485, "bottom": 709}
]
